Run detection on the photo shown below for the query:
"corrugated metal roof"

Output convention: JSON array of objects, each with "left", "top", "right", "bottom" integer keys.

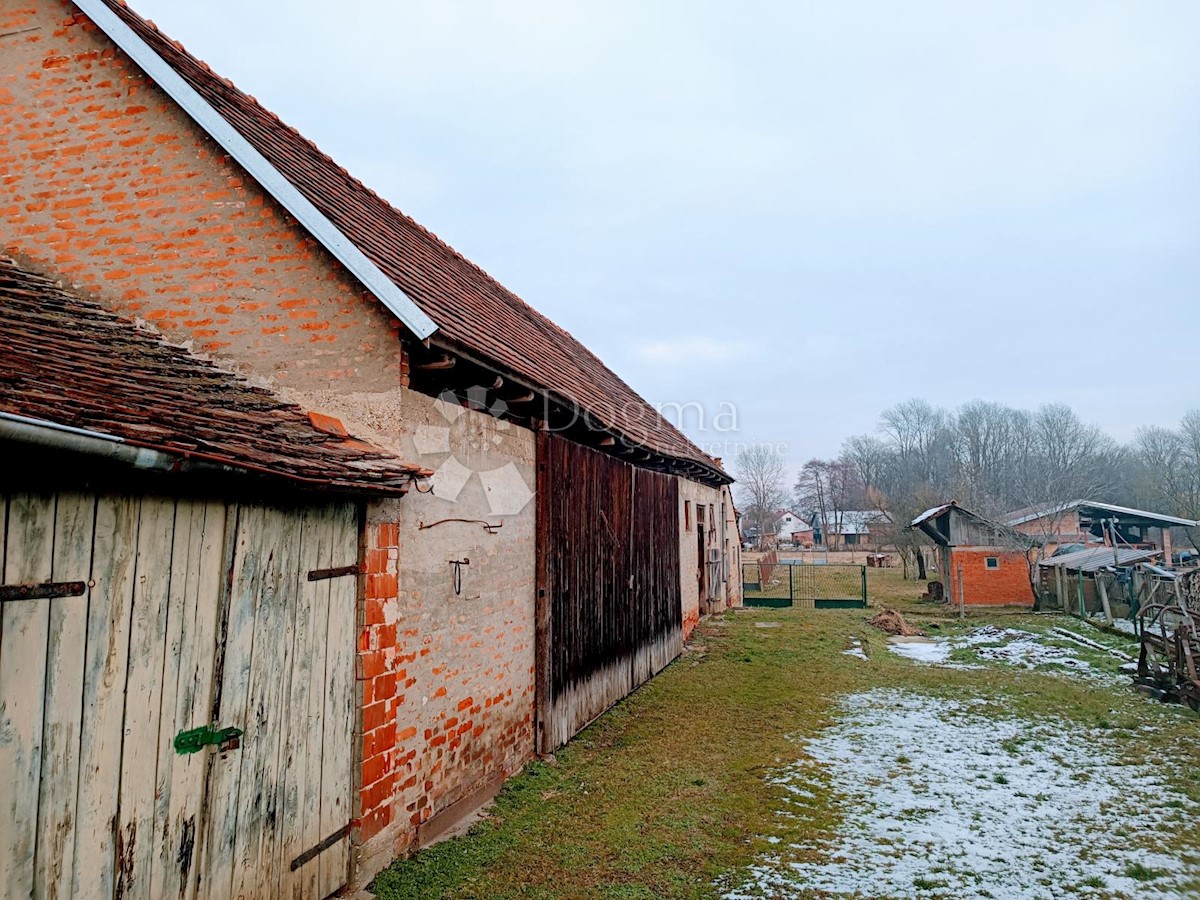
[
  {"left": 1038, "top": 547, "right": 1160, "bottom": 573},
  {"left": 1006, "top": 500, "right": 1198, "bottom": 529}
]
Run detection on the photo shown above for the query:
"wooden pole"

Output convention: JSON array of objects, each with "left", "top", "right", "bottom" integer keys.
[
  {"left": 1097, "top": 574, "right": 1113, "bottom": 625},
  {"left": 957, "top": 563, "right": 965, "bottom": 619},
  {"left": 1055, "top": 565, "right": 1065, "bottom": 611}
]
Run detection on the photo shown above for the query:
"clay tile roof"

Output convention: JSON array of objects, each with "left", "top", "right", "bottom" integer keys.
[
  {"left": 0, "top": 256, "right": 430, "bottom": 495},
  {"left": 98, "top": 0, "right": 729, "bottom": 484}
]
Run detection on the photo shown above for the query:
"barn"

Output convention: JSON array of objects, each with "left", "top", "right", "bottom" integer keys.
[
  {"left": 0, "top": 0, "right": 741, "bottom": 893},
  {"left": 0, "top": 257, "right": 429, "bottom": 898}
]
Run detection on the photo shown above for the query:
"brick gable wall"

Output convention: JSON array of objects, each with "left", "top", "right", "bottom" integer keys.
[{"left": 1, "top": 0, "right": 405, "bottom": 392}]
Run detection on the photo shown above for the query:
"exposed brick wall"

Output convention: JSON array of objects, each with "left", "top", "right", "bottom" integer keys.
[
  {"left": 357, "top": 520, "right": 403, "bottom": 846},
  {"left": 294, "top": 388, "right": 537, "bottom": 883},
  {"left": 946, "top": 547, "right": 1034, "bottom": 607},
  {"left": 0, "top": 0, "right": 406, "bottom": 393}
]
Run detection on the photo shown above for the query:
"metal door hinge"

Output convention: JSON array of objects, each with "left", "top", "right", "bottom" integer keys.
[
  {"left": 0, "top": 581, "right": 86, "bottom": 602},
  {"left": 307, "top": 563, "right": 360, "bottom": 581},
  {"left": 290, "top": 823, "right": 351, "bottom": 870}
]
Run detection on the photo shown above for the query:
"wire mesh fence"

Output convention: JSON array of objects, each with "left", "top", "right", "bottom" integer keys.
[{"left": 742, "top": 562, "right": 867, "bottom": 609}]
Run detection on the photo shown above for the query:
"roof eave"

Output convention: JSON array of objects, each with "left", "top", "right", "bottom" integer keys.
[{"left": 75, "top": 0, "right": 437, "bottom": 341}]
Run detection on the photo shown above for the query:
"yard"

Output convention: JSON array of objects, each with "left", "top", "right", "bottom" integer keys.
[{"left": 371, "top": 569, "right": 1200, "bottom": 900}]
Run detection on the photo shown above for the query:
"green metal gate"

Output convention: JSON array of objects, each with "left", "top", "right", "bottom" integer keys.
[{"left": 742, "top": 562, "right": 867, "bottom": 609}]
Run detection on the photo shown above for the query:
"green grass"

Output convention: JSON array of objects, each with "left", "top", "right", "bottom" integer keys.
[
  {"left": 370, "top": 569, "right": 1200, "bottom": 900},
  {"left": 1123, "top": 862, "right": 1167, "bottom": 882}
]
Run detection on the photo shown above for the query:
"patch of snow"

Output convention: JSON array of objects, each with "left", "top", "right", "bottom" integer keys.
[
  {"left": 1107, "top": 617, "right": 1139, "bottom": 637},
  {"left": 724, "top": 689, "right": 1199, "bottom": 899},
  {"left": 970, "top": 629, "right": 1096, "bottom": 673},
  {"left": 842, "top": 639, "right": 868, "bottom": 660},
  {"left": 755, "top": 622, "right": 780, "bottom": 629},
  {"left": 887, "top": 638, "right": 951, "bottom": 665},
  {"left": 886, "top": 626, "right": 1121, "bottom": 681}
]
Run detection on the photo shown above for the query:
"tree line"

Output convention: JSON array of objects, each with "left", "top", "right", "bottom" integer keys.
[{"left": 736, "top": 399, "right": 1200, "bottom": 559}]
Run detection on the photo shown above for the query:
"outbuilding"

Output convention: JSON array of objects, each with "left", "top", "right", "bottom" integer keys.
[{"left": 911, "top": 502, "right": 1037, "bottom": 607}]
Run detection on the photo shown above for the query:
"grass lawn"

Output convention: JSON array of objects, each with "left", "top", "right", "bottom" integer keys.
[{"left": 370, "top": 570, "right": 1200, "bottom": 900}]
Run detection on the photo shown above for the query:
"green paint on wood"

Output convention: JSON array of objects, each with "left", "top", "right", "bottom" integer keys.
[{"left": 173, "top": 724, "right": 243, "bottom": 755}]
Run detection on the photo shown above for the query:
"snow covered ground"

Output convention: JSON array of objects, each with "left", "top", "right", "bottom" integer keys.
[
  {"left": 884, "top": 625, "right": 1120, "bottom": 680},
  {"left": 725, "top": 690, "right": 1200, "bottom": 899}
]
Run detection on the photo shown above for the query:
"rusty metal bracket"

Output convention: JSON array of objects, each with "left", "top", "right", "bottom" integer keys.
[
  {"left": 419, "top": 518, "right": 502, "bottom": 534},
  {"left": 0, "top": 581, "right": 86, "bottom": 602},
  {"left": 307, "top": 564, "right": 360, "bottom": 582},
  {"left": 290, "top": 822, "right": 351, "bottom": 871}
]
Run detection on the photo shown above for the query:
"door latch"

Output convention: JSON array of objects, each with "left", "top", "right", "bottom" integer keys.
[{"left": 174, "top": 724, "right": 243, "bottom": 755}]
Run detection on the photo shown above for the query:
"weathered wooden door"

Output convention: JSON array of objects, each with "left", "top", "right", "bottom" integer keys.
[{"left": 0, "top": 491, "right": 358, "bottom": 900}]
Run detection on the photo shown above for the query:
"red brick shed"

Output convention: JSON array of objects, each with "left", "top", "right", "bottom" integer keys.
[{"left": 911, "top": 502, "right": 1037, "bottom": 607}]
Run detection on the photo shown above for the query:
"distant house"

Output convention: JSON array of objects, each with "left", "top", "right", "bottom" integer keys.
[
  {"left": 911, "top": 502, "right": 1037, "bottom": 607},
  {"left": 808, "top": 510, "right": 889, "bottom": 549},
  {"left": 774, "top": 511, "right": 813, "bottom": 545}
]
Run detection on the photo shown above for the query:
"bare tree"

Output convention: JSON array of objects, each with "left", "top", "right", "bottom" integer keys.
[
  {"left": 1136, "top": 411, "right": 1200, "bottom": 550},
  {"left": 734, "top": 445, "right": 788, "bottom": 546},
  {"left": 795, "top": 458, "right": 862, "bottom": 549}
]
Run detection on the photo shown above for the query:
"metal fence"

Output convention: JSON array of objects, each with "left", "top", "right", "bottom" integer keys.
[{"left": 742, "top": 562, "right": 867, "bottom": 609}]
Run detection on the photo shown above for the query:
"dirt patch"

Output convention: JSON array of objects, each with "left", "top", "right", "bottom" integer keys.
[{"left": 868, "top": 607, "right": 925, "bottom": 637}]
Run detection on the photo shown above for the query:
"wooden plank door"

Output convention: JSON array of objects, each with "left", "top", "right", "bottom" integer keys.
[
  {"left": 199, "top": 501, "right": 358, "bottom": 900},
  {"left": 0, "top": 492, "right": 358, "bottom": 900}
]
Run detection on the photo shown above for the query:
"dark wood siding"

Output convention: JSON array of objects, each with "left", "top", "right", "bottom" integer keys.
[{"left": 535, "top": 433, "right": 682, "bottom": 752}]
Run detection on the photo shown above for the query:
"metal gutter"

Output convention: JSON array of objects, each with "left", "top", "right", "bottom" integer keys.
[
  {"left": 0, "top": 410, "right": 192, "bottom": 471},
  {"left": 72, "top": 0, "right": 438, "bottom": 341},
  {"left": 0, "top": 411, "right": 412, "bottom": 495}
]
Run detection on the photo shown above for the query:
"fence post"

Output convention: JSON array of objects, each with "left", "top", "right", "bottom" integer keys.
[
  {"left": 789, "top": 563, "right": 795, "bottom": 606},
  {"left": 861, "top": 566, "right": 868, "bottom": 606},
  {"left": 1097, "top": 574, "right": 1113, "bottom": 625}
]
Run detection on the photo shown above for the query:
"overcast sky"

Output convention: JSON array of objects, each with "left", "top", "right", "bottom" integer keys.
[{"left": 133, "top": 0, "right": 1200, "bottom": 476}]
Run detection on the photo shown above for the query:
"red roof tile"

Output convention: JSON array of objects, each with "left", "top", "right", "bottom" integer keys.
[
  {"left": 98, "top": 0, "right": 728, "bottom": 483},
  {"left": 0, "top": 256, "right": 430, "bottom": 495}
]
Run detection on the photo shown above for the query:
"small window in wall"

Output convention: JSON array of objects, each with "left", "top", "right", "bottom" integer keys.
[
  {"left": 684, "top": 501, "right": 691, "bottom": 531},
  {"left": 696, "top": 504, "right": 706, "bottom": 529},
  {"left": 986, "top": 557, "right": 999, "bottom": 569}
]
